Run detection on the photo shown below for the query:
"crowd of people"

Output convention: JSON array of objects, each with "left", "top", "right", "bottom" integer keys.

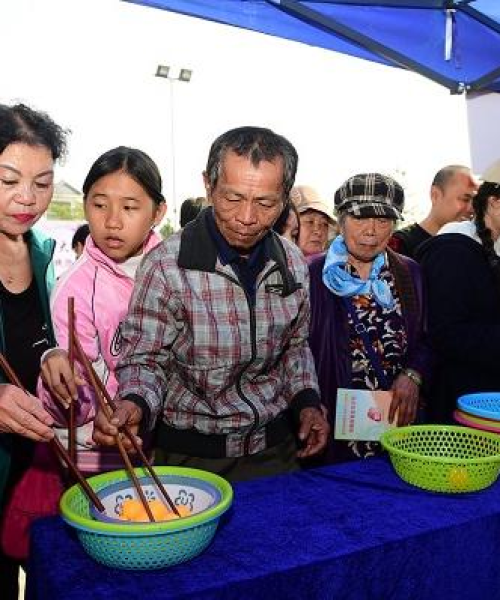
[{"left": 0, "top": 101, "right": 499, "bottom": 597}]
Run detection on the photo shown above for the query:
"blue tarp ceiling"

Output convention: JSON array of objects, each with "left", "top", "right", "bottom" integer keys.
[{"left": 124, "top": 1, "right": 500, "bottom": 94}]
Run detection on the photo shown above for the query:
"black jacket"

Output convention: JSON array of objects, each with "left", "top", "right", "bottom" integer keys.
[{"left": 419, "top": 233, "right": 500, "bottom": 422}]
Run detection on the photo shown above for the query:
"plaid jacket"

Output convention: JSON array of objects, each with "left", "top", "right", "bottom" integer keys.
[{"left": 116, "top": 209, "right": 320, "bottom": 457}]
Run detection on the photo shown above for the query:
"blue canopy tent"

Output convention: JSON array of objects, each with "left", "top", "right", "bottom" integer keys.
[{"left": 123, "top": 1, "right": 500, "bottom": 94}]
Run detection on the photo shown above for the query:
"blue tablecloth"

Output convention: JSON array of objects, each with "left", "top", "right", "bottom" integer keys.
[{"left": 27, "top": 457, "right": 500, "bottom": 599}]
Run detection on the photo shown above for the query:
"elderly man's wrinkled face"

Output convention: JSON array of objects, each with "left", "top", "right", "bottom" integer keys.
[
  {"left": 205, "top": 151, "right": 285, "bottom": 254},
  {"left": 341, "top": 215, "right": 394, "bottom": 264}
]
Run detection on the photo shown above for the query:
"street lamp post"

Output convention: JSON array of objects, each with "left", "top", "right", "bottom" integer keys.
[{"left": 155, "top": 64, "right": 193, "bottom": 222}]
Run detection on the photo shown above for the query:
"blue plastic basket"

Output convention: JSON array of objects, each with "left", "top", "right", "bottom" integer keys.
[{"left": 457, "top": 392, "right": 500, "bottom": 421}]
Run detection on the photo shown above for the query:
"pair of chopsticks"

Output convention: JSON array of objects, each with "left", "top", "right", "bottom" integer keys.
[
  {"left": 0, "top": 352, "right": 105, "bottom": 513},
  {"left": 66, "top": 298, "right": 180, "bottom": 520},
  {"left": 0, "top": 299, "right": 180, "bottom": 521}
]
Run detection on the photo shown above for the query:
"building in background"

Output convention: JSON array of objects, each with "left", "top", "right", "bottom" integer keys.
[
  {"left": 39, "top": 181, "right": 85, "bottom": 277},
  {"left": 47, "top": 181, "right": 85, "bottom": 221}
]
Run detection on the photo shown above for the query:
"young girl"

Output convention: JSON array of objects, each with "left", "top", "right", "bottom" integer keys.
[{"left": 38, "top": 146, "right": 166, "bottom": 473}]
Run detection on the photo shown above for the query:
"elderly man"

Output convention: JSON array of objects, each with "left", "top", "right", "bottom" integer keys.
[
  {"left": 94, "top": 126, "right": 329, "bottom": 481},
  {"left": 389, "top": 165, "right": 478, "bottom": 260}
]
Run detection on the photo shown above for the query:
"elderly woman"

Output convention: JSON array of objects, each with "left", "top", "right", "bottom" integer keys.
[
  {"left": 420, "top": 160, "right": 500, "bottom": 423},
  {"left": 308, "top": 173, "right": 432, "bottom": 463},
  {"left": 291, "top": 185, "right": 337, "bottom": 260}
]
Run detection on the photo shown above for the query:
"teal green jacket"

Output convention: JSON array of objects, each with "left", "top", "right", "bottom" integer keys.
[{"left": 0, "top": 228, "right": 56, "bottom": 501}]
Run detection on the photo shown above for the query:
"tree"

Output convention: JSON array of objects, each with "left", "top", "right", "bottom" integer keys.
[{"left": 160, "top": 220, "right": 176, "bottom": 239}]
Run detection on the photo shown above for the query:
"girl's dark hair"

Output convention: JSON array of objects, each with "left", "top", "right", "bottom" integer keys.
[
  {"left": 272, "top": 199, "right": 301, "bottom": 243},
  {"left": 473, "top": 181, "right": 500, "bottom": 293},
  {"left": 205, "top": 126, "right": 298, "bottom": 198},
  {"left": 82, "top": 146, "right": 165, "bottom": 205},
  {"left": 0, "top": 103, "right": 68, "bottom": 160}
]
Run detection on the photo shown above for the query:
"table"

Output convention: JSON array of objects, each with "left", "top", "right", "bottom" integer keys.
[{"left": 27, "top": 457, "right": 500, "bottom": 600}]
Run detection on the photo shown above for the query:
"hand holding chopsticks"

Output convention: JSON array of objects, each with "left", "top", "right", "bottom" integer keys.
[
  {"left": 0, "top": 382, "right": 55, "bottom": 442},
  {"left": 40, "top": 349, "right": 84, "bottom": 409},
  {"left": 70, "top": 334, "right": 155, "bottom": 521},
  {"left": 93, "top": 399, "right": 143, "bottom": 451},
  {"left": 0, "top": 352, "right": 105, "bottom": 513},
  {"left": 64, "top": 299, "right": 181, "bottom": 519},
  {"left": 71, "top": 331, "right": 181, "bottom": 518}
]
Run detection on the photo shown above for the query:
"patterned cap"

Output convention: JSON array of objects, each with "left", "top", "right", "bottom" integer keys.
[
  {"left": 290, "top": 185, "right": 334, "bottom": 223},
  {"left": 334, "top": 173, "right": 404, "bottom": 220}
]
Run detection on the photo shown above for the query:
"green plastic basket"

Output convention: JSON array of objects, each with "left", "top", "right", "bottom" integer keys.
[
  {"left": 380, "top": 425, "right": 500, "bottom": 493},
  {"left": 60, "top": 466, "right": 233, "bottom": 570}
]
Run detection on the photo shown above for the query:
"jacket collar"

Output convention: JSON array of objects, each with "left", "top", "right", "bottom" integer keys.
[
  {"left": 25, "top": 227, "right": 55, "bottom": 261},
  {"left": 84, "top": 230, "right": 162, "bottom": 278},
  {"left": 24, "top": 228, "right": 56, "bottom": 345},
  {"left": 205, "top": 207, "right": 270, "bottom": 272}
]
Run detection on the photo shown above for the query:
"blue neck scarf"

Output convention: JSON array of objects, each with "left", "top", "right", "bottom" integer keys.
[{"left": 322, "top": 235, "right": 394, "bottom": 309}]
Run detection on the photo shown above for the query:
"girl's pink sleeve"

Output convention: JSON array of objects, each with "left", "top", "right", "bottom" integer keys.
[{"left": 38, "top": 274, "right": 102, "bottom": 426}]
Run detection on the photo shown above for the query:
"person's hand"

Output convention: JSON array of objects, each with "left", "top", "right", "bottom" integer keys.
[
  {"left": 297, "top": 406, "right": 330, "bottom": 458},
  {"left": 0, "top": 384, "right": 54, "bottom": 441},
  {"left": 389, "top": 374, "right": 419, "bottom": 426},
  {"left": 40, "top": 348, "right": 85, "bottom": 408},
  {"left": 93, "top": 399, "right": 143, "bottom": 452}
]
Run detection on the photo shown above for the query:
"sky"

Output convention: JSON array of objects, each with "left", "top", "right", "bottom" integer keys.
[{"left": 1, "top": 0, "right": 473, "bottom": 225}]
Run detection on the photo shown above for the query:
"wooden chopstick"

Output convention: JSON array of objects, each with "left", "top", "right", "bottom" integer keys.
[
  {"left": 67, "top": 297, "right": 77, "bottom": 468},
  {"left": 71, "top": 332, "right": 181, "bottom": 517},
  {"left": 71, "top": 334, "right": 156, "bottom": 522},
  {"left": 0, "top": 352, "right": 105, "bottom": 513},
  {"left": 51, "top": 436, "right": 105, "bottom": 513},
  {"left": 115, "top": 438, "right": 155, "bottom": 521}
]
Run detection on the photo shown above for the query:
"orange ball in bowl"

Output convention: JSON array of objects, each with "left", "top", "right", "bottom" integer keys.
[
  {"left": 175, "top": 505, "right": 192, "bottom": 518},
  {"left": 119, "top": 498, "right": 192, "bottom": 522}
]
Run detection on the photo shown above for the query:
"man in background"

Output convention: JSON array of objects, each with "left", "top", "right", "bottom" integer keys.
[
  {"left": 389, "top": 165, "right": 478, "bottom": 259},
  {"left": 179, "top": 196, "right": 205, "bottom": 228},
  {"left": 71, "top": 223, "right": 90, "bottom": 259}
]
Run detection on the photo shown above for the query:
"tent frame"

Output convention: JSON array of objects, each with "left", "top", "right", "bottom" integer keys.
[
  {"left": 268, "top": 0, "right": 500, "bottom": 93},
  {"left": 125, "top": 0, "right": 500, "bottom": 94}
]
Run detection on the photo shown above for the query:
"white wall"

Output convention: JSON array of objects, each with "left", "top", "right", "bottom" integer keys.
[{"left": 467, "top": 92, "right": 500, "bottom": 177}]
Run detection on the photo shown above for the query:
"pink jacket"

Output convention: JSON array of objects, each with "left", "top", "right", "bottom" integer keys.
[{"left": 38, "top": 231, "right": 162, "bottom": 473}]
